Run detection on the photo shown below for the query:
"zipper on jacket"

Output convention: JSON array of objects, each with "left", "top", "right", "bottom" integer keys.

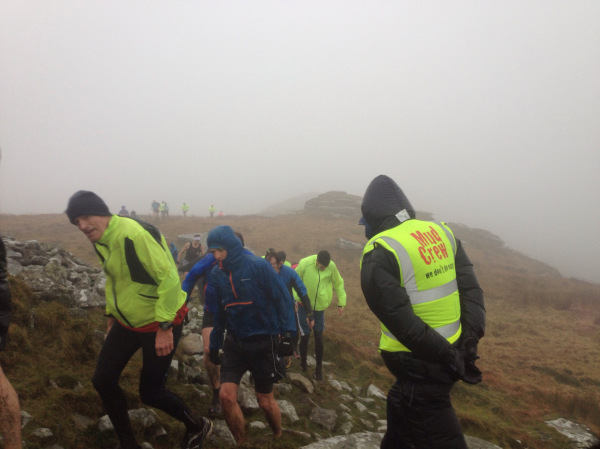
[
  {"left": 228, "top": 272, "right": 239, "bottom": 299},
  {"left": 97, "top": 241, "right": 134, "bottom": 328},
  {"left": 314, "top": 267, "right": 321, "bottom": 310},
  {"left": 94, "top": 242, "right": 108, "bottom": 263},
  {"left": 109, "top": 272, "right": 133, "bottom": 328}
]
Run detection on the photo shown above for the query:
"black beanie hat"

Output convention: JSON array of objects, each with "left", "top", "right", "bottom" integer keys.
[{"left": 66, "top": 190, "right": 111, "bottom": 224}]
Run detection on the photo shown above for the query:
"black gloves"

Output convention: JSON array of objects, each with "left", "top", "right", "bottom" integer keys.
[
  {"left": 449, "top": 347, "right": 466, "bottom": 380},
  {"left": 209, "top": 349, "right": 222, "bottom": 365},
  {"left": 461, "top": 336, "right": 482, "bottom": 385},
  {"left": 448, "top": 336, "right": 482, "bottom": 384},
  {"left": 277, "top": 332, "right": 294, "bottom": 357}
]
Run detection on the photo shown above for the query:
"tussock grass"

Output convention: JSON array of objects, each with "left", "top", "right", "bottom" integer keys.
[{"left": 546, "top": 388, "right": 600, "bottom": 423}]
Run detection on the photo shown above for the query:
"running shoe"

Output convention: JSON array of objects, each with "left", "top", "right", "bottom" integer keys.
[{"left": 180, "top": 417, "right": 213, "bottom": 449}]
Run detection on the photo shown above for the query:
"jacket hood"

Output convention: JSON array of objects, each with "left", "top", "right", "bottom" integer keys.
[
  {"left": 361, "top": 175, "right": 416, "bottom": 235},
  {"left": 206, "top": 225, "right": 244, "bottom": 270}
]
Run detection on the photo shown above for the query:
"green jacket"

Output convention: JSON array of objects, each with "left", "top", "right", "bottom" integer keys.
[
  {"left": 294, "top": 255, "right": 346, "bottom": 311},
  {"left": 94, "top": 216, "right": 186, "bottom": 328}
]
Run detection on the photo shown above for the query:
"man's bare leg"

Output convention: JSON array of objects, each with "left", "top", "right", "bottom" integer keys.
[
  {"left": 220, "top": 382, "right": 246, "bottom": 444},
  {"left": 0, "top": 366, "right": 21, "bottom": 449},
  {"left": 256, "top": 391, "right": 282, "bottom": 437},
  {"left": 202, "top": 327, "right": 220, "bottom": 391}
]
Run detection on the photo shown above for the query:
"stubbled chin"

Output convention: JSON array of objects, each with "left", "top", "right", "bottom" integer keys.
[{"left": 85, "top": 231, "right": 98, "bottom": 242}]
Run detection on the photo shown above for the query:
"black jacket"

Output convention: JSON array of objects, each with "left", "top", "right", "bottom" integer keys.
[{"left": 360, "top": 175, "right": 485, "bottom": 378}]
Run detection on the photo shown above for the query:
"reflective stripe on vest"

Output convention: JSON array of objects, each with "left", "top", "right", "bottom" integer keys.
[
  {"left": 382, "top": 319, "right": 460, "bottom": 341},
  {"left": 363, "top": 221, "right": 461, "bottom": 352}
]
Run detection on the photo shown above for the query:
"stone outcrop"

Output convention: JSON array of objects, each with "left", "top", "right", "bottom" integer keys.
[
  {"left": 545, "top": 418, "right": 599, "bottom": 448},
  {"left": 310, "top": 407, "right": 338, "bottom": 431},
  {"left": 336, "top": 238, "right": 363, "bottom": 251},
  {"left": 299, "top": 432, "right": 384, "bottom": 449},
  {"left": 287, "top": 372, "right": 315, "bottom": 394},
  {"left": 4, "top": 237, "right": 105, "bottom": 308},
  {"left": 304, "top": 191, "right": 362, "bottom": 218},
  {"left": 464, "top": 436, "right": 504, "bottom": 449}
]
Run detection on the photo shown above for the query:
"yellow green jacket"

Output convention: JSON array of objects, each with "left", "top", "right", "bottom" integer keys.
[
  {"left": 294, "top": 255, "right": 346, "bottom": 311},
  {"left": 94, "top": 216, "right": 186, "bottom": 328}
]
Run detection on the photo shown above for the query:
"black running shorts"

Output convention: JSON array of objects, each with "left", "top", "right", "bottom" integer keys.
[{"left": 220, "top": 333, "right": 284, "bottom": 394}]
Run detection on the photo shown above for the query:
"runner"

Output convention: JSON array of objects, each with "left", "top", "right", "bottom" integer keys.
[
  {"left": 265, "top": 249, "right": 314, "bottom": 364},
  {"left": 178, "top": 235, "right": 204, "bottom": 273}
]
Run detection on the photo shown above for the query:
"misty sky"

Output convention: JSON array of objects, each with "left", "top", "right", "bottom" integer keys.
[{"left": 1, "top": 1, "right": 599, "bottom": 282}]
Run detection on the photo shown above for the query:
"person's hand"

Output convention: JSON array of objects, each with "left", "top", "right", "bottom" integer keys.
[
  {"left": 461, "top": 336, "right": 482, "bottom": 384},
  {"left": 337, "top": 307, "right": 344, "bottom": 316},
  {"left": 463, "top": 336, "right": 480, "bottom": 362},
  {"left": 278, "top": 332, "right": 294, "bottom": 356},
  {"left": 449, "top": 347, "right": 465, "bottom": 380},
  {"left": 307, "top": 317, "right": 315, "bottom": 330},
  {"left": 155, "top": 328, "right": 174, "bottom": 357},
  {"left": 209, "top": 349, "right": 222, "bottom": 365}
]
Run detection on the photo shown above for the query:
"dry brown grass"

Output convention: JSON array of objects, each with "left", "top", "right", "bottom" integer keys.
[{"left": 2, "top": 212, "right": 600, "bottom": 448}]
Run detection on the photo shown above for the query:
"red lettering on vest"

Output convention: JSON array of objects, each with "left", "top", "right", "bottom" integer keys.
[
  {"left": 439, "top": 242, "right": 448, "bottom": 258},
  {"left": 412, "top": 226, "right": 450, "bottom": 264},
  {"left": 429, "top": 226, "right": 442, "bottom": 242},
  {"left": 418, "top": 246, "right": 432, "bottom": 265},
  {"left": 427, "top": 247, "right": 436, "bottom": 261},
  {"left": 411, "top": 231, "right": 428, "bottom": 247}
]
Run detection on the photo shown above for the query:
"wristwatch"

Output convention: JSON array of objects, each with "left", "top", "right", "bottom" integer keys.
[{"left": 159, "top": 321, "right": 174, "bottom": 331}]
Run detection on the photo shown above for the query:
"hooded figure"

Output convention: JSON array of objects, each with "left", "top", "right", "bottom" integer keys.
[
  {"left": 207, "top": 225, "right": 296, "bottom": 351},
  {"left": 359, "top": 174, "right": 485, "bottom": 449},
  {"left": 360, "top": 174, "right": 415, "bottom": 239},
  {"left": 206, "top": 225, "right": 297, "bottom": 444}
]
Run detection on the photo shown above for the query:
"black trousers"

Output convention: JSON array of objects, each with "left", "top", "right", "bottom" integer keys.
[
  {"left": 380, "top": 351, "right": 467, "bottom": 449},
  {"left": 92, "top": 321, "right": 197, "bottom": 449}
]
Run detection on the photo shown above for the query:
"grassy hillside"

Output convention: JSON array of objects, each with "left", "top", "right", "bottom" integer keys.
[{"left": 1, "top": 212, "right": 599, "bottom": 448}]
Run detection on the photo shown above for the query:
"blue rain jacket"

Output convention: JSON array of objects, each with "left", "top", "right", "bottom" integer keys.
[{"left": 208, "top": 225, "right": 296, "bottom": 350}]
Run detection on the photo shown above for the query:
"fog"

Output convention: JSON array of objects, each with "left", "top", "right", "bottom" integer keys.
[{"left": 1, "top": 1, "right": 599, "bottom": 283}]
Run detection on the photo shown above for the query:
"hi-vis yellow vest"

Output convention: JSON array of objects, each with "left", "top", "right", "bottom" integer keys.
[{"left": 361, "top": 220, "right": 462, "bottom": 352}]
